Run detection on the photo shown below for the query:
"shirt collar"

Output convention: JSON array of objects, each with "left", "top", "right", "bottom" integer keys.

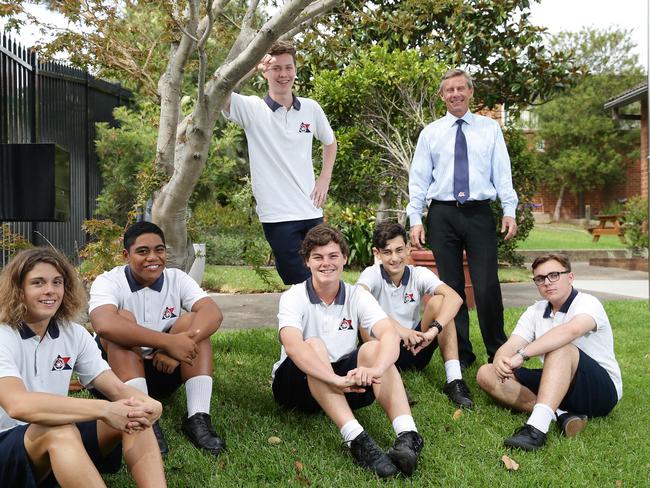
[
  {"left": 19, "top": 318, "right": 60, "bottom": 340},
  {"left": 125, "top": 266, "right": 164, "bottom": 293},
  {"left": 264, "top": 93, "right": 301, "bottom": 112},
  {"left": 306, "top": 278, "right": 346, "bottom": 305},
  {"left": 379, "top": 264, "right": 410, "bottom": 287},
  {"left": 543, "top": 287, "right": 578, "bottom": 318},
  {"left": 446, "top": 110, "right": 473, "bottom": 127}
]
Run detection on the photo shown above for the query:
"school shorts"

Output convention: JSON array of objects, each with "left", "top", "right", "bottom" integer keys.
[
  {"left": 394, "top": 322, "right": 439, "bottom": 372},
  {"left": 514, "top": 348, "right": 618, "bottom": 417},
  {"left": 272, "top": 348, "right": 376, "bottom": 414},
  {"left": 0, "top": 420, "right": 121, "bottom": 488}
]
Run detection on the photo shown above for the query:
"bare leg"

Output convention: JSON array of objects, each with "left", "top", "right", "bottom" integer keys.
[
  {"left": 169, "top": 313, "right": 214, "bottom": 380},
  {"left": 303, "top": 338, "right": 356, "bottom": 428},
  {"left": 421, "top": 296, "right": 459, "bottom": 362},
  {"left": 535, "top": 344, "right": 580, "bottom": 410},
  {"left": 24, "top": 424, "right": 106, "bottom": 488},
  {"left": 476, "top": 364, "right": 537, "bottom": 413}
]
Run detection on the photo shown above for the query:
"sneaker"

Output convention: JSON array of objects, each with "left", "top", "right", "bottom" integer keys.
[
  {"left": 152, "top": 421, "right": 169, "bottom": 456},
  {"left": 558, "top": 413, "right": 588, "bottom": 438},
  {"left": 182, "top": 413, "right": 226, "bottom": 457},
  {"left": 349, "top": 431, "right": 399, "bottom": 478},
  {"left": 503, "top": 424, "right": 547, "bottom": 451},
  {"left": 388, "top": 431, "right": 424, "bottom": 476},
  {"left": 442, "top": 379, "right": 474, "bottom": 409}
]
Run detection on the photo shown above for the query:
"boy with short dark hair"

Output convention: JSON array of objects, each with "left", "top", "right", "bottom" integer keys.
[
  {"left": 89, "top": 221, "right": 226, "bottom": 458},
  {"left": 358, "top": 221, "right": 473, "bottom": 408},
  {"left": 272, "top": 224, "right": 423, "bottom": 478},
  {"left": 476, "top": 253, "right": 622, "bottom": 451}
]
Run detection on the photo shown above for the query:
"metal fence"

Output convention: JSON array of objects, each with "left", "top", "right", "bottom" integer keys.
[{"left": 1, "top": 33, "right": 131, "bottom": 265}]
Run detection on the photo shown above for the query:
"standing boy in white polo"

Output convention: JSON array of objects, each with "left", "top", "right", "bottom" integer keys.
[
  {"left": 89, "top": 221, "right": 226, "bottom": 458},
  {"left": 272, "top": 224, "right": 423, "bottom": 478},
  {"left": 476, "top": 253, "right": 622, "bottom": 451},
  {"left": 357, "top": 222, "right": 473, "bottom": 408},
  {"left": 223, "top": 40, "right": 337, "bottom": 285}
]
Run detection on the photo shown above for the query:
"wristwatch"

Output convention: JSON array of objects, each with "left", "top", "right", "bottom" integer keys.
[
  {"left": 431, "top": 320, "right": 443, "bottom": 334},
  {"left": 516, "top": 348, "right": 530, "bottom": 361}
]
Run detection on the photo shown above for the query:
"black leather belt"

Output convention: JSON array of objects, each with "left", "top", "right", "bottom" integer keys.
[{"left": 430, "top": 199, "right": 491, "bottom": 208}]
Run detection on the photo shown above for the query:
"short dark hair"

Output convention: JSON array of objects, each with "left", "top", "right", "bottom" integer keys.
[
  {"left": 268, "top": 40, "right": 296, "bottom": 64},
  {"left": 531, "top": 253, "right": 572, "bottom": 273},
  {"left": 372, "top": 221, "right": 407, "bottom": 249},
  {"left": 124, "top": 221, "right": 165, "bottom": 251},
  {"left": 299, "top": 224, "right": 349, "bottom": 261}
]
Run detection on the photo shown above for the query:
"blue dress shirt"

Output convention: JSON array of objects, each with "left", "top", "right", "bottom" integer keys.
[{"left": 406, "top": 111, "right": 518, "bottom": 226}]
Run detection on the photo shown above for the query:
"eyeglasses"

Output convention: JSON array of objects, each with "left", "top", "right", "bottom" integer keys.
[{"left": 532, "top": 270, "right": 570, "bottom": 286}]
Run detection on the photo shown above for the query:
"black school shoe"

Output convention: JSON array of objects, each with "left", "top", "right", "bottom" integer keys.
[
  {"left": 443, "top": 379, "right": 474, "bottom": 409},
  {"left": 558, "top": 412, "right": 588, "bottom": 438},
  {"left": 182, "top": 413, "right": 226, "bottom": 457},
  {"left": 503, "top": 424, "right": 547, "bottom": 451},
  {"left": 153, "top": 421, "right": 169, "bottom": 456},
  {"left": 349, "top": 431, "right": 399, "bottom": 478},
  {"left": 388, "top": 431, "right": 424, "bottom": 476}
]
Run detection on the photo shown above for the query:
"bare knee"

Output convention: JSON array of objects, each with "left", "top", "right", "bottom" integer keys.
[
  {"left": 26, "top": 423, "right": 83, "bottom": 453},
  {"left": 423, "top": 295, "right": 444, "bottom": 322},
  {"left": 544, "top": 343, "right": 579, "bottom": 366},
  {"left": 304, "top": 337, "right": 329, "bottom": 360},
  {"left": 169, "top": 312, "right": 195, "bottom": 332},
  {"left": 357, "top": 340, "right": 380, "bottom": 366},
  {"left": 476, "top": 364, "right": 498, "bottom": 391}
]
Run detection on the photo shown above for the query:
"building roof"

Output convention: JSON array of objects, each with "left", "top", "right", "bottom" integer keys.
[{"left": 604, "top": 82, "right": 647, "bottom": 110}]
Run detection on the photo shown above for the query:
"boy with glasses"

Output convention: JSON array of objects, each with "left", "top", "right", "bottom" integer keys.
[{"left": 476, "top": 253, "right": 622, "bottom": 451}]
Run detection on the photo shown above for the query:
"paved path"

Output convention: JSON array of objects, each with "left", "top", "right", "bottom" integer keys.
[{"left": 211, "top": 262, "right": 648, "bottom": 330}]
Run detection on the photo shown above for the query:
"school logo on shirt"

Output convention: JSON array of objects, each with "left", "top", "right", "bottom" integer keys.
[
  {"left": 298, "top": 122, "right": 311, "bottom": 133},
  {"left": 51, "top": 355, "right": 72, "bottom": 371},
  {"left": 338, "top": 318, "right": 353, "bottom": 330},
  {"left": 404, "top": 293, "right": 416, "bottom": 303},
  {"left": 162, "top": 306, "right": 178, "bottom": 320}
]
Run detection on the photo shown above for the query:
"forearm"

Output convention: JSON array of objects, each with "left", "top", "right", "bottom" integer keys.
[
  {"left": 421, "top": 297, "right": 461, "bottom": 331},
  {"left": 319, "top": 141, "right": 337, "bottom": 180},
  {"left": 9, "top": 392, "right": 110, "bottom": 426},
  {"left": 373, "top": 330, "right": 401, "bottom": 374},
  {"left": 98, "top": 320, "right": 170, "bottom": 350},
  {"left": 521, "top": 328, "right": 580, "bottom": 359},
  {"left": 285, "top": 344, "right": 340, "bottom": 385}
]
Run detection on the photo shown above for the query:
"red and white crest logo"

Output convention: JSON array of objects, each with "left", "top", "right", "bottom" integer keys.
[
  {"left": 51, "top": 355, "right": 72, "bottom": 371},
  {"left": 162, "top": 306, "right": 178, "bottom": 320},
  {"left": 338, "top": 318, "right": 353, "bottom": 330}
]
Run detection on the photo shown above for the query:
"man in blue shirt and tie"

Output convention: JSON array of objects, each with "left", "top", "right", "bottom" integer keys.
[{"left": 406, "top": 68, "right": 518, "bottom": 369}]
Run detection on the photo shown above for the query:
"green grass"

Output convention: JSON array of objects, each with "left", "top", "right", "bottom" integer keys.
[
  {"left": 518, "top": 223, "right": 627, "bottom": 250},
  {"left": 103, "top": 301, "right": 650, "bottom": 487},
  {"left": 203, "top": 265, "right": 529, "bottom": 293}
]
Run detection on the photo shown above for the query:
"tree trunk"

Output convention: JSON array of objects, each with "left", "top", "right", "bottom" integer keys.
[{"left": 552, "top": 184, "right": 566, "bottom": 222}]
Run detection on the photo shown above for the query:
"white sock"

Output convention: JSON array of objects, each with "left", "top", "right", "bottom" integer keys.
[
  {"left": 340, "top": 419, "right": 364, "bottom": 445},
  {"left": 125, "top": 377, "right": 148, "bottom": 395},
  {"left": 556, "top": 408, "right": 567, "bottom": 418},
  {"left": 444, "top": 359, "right": 463, "bottom": 383},
  {"left": 392, "top": 414, "right": 417, "bottom": 436},
  {"left": 185, "top": 375, "right": 213, "bottom": 417},
  {"left": 527, "top": 403, "right": 555, "bottom": 434}
]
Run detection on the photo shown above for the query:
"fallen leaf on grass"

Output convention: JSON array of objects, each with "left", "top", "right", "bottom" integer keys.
[
  {"left": 616, "top": 480, "right": 622, "bottom": 487},
  {"left": 645, "top": 354, "right": 649, "bottom": 360},
  {"left": 452, "top": 409, "right": 463, "bottom": 420},
  {"left": 295, "top": 460, "right": 311, "bottom": 485},
  {"left": 268, "top": 436, "right": 282, "bottom": 445},
  {"left": 501, "top": 454, "right": 519, "bottom": 471},
  {"left": 294, "top": 460, "right": 304, "bottom": 473}
]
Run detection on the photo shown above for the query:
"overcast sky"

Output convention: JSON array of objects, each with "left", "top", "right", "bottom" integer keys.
[{"left": 530, "top": 0, "right": 648, "bottom": 69}]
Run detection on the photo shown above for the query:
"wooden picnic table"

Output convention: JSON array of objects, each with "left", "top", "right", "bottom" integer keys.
[{"left": 587, "top": 214, "right": 626, "bottom": 242}]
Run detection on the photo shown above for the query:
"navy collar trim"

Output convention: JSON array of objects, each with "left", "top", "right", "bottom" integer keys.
[
  {"left": 125, "top": 266, "right": 164, "bottom": 293},
  {"left": 379, "top": 264, "right": 410, "bottom": 287},
  {"left": 306, "top": 278, "right": 346, "bottom": 305},
  {"left": 543, "top": 287, "right": 578, "bottom": 318},
  {"left": 19, "top": 318, "right": 60, "bottom": 340},
  {"left": 264, "top": 94, "right": 301, "bottom": 112}
]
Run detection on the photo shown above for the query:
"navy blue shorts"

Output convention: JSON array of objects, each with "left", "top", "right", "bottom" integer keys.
[
  {"left": 0, "top": 420, "right": 122, "bottom": 488},
  {"left": 95, "top": 335, "right": 183, "bottom": 399},
  {"left": 514, "top": 348, "right": 618, "bottom": 417},
  {"left": 272, "top": 348, "right": 376, "bottom": 414},
  {"left": 395, "top": 322, "right": 439, "bottom": 372}
]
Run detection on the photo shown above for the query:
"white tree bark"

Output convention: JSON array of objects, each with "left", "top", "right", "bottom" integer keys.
[{"left": 151, "top": 0, "right": 341, "bottom": 269}]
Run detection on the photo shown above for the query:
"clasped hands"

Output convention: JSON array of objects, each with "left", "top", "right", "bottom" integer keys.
[
  {"left": 107, "top": 396, "right": 162, "bottom": 435},
  {"left": 146, "top": 329, "right": 200, "bottom": 374},
  {"left": 493, "top": 353, "right": 525, "bottom": 383}
]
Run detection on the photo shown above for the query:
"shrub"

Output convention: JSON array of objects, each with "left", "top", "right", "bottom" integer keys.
[
  {"left": 622, "top": 196, "right": 648, "bottom": 253},
  {"left": 325, "top": 203, "right": 376, "bottom": 269}
]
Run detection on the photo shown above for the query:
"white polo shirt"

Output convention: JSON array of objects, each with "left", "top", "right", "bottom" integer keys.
[
  {"left": 0, "top": 319, "right": 110, "bottom": 433},
  {"left": 88, "top": 265, "right": 208, "bottom": 355},
  {"left": 358, "top": 264, "right": 443, "bottom": 329},
  {"left": 225, "top": 93, "right": 335, "bottom": 223},
  {"left": 512, "top": 288, "right": 623, "bottom": 400},
  {"left": 272, "top": 279, "right": 387, "bottom": 377}
]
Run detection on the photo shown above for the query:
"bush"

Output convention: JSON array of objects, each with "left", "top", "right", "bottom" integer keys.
[
  {"left": 622, "top": 196, "right": 648, "bottom": 252},
  {"left": 204, "top": 232, "right": 271, "bottom": 266},
  {"left": 325, "top": 203, "right": 376, "bottom": 269}
]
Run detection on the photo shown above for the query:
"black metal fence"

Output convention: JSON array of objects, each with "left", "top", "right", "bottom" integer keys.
[{"left": 1, "top": 33, "right": 131, "bottom": 265}]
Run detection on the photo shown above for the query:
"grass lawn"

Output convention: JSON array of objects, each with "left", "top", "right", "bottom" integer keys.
[
  {"left": 103, "top": 300, "right": 650, "bottom": 487},
  {"left": 203, "top": 265, "right": 529, "bottom": 292},
  {"left": 518, "top": 223, "right": 627, "bottom": 250}
]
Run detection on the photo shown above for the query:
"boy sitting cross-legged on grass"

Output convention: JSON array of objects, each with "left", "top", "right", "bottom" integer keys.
[
  {"left": 476, "top": 253, "right": 622, "bottom": 451},
  {"left": 89, "top": 221, "right": 225, "bottom": 458},
  {"left": 271, "top": 223, "right": 423, "bottom": 478},
  {"left": 357, "top": 221, "right": 473, "bottom": 408}
]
